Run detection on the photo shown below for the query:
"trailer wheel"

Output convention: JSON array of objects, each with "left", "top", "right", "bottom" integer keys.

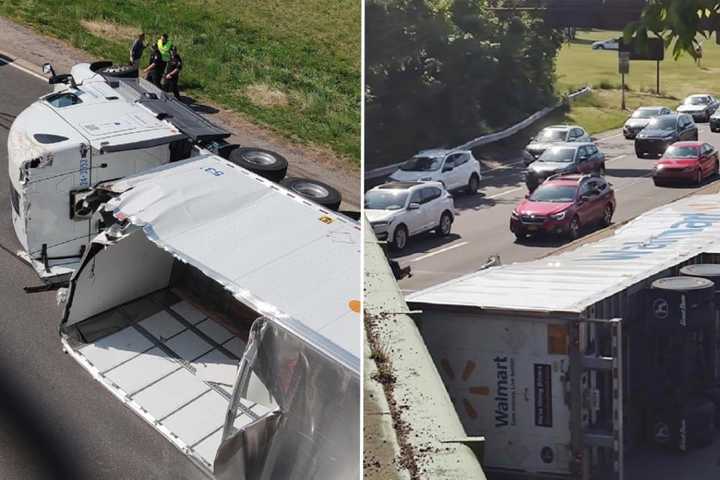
[
  {"left": 98, "top": 64, "right": 139, "bottom": 78},
  {"left": 703, "top": 387, "right": 720, "bottom": 427},
  {"left": 684, "top": 397, "right": 715, "bottom": 449},
  {"left": 226, "top": 147, "right": 288, "bottom": 182},
  {"left": 280, "top": 177, "right": 342, "bottom": 211}
]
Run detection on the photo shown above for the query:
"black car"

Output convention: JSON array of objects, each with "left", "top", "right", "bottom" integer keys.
[
  {"left": 525, "top": 142, "right": 605, "bottom": 191},
  {"left": 634, "top": 113, "right": 698, "bottom": 158}
]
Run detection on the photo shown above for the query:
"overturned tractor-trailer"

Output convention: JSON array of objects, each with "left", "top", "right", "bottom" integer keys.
[
  {"left": 8, "top": 62, "right": 340, "bottom": 283},
  {"left": 408, "top": 194, "right": 720, "bottom": 480},
  {"left": 58, "top": 154, "right": 361, "bottom": 479}
]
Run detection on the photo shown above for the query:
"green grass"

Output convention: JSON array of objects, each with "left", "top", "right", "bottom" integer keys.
[
  {"left": 0, "top": 0, "right": 360, "bottom": 164},
  {"left": 556, "top": 29, "right": 719, "bottom": 134}
]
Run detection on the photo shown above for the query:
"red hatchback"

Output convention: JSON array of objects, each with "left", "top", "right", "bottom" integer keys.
[
  {"left": 653, "top": 142, "right": 719, "bottom": 186},
  {"left": 510, "top": 174, "right": 615, "bottom": 241}
]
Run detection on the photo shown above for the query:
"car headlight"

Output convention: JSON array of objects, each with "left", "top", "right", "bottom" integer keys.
[
  {"left": 511, "top": 210, "right": 520, "bottom": 219},
  {"left": 655, "top": 164, "right": 665, "bottom": 171},
  {"left": 371, "top": 220, "right": 392, "bottom": 227},
  {"left": 550, "top": 211, "right": 566, "bottom": 220}
]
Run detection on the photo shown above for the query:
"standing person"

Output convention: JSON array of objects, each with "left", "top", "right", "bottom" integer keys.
[
  {"left": 156, "top": 33, "right": 173, "bottom": 74},
  {"left": 163, "top": 47, "right": 183, "bottom": 99},
  {"left": 696, "top": 42, "right": 704, "bottom": 67},
  {"left": 129, "top": 32, "right": 145, "bottom": 68},
  {"left": 143, "top": 45, "right": 163, "bottom": 87}
]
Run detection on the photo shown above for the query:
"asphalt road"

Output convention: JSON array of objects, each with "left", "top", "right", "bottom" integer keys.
[
  {"left": 393, "top": 125, "right": 720, "bottom": 293},
  {"left": 0, "top": 61, "right": 209, "bottom": 480}
]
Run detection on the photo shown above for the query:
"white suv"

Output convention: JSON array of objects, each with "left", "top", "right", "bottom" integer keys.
[
  {"left": 389, "top": 149, "right": 481, "bottom": 193},
  {"left": 365, "top": 182, "right": 455, "bottom": 251}
]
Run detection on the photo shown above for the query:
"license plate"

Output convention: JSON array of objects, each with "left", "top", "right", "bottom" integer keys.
[{"left": 527, "top": 225, "right": 539, "bottom": 231}]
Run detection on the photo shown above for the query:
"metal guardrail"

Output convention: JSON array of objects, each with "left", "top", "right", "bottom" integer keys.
[{"left": 365, "top": 86, "right": 592, "bottom": 180}]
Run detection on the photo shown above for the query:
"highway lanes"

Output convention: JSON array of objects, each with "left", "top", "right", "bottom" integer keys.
[
  {"left": 393, "top": 125, "right": 720, "bottom": 293},
  {"left": 0, "top": 59, "right": 212, "bottom": 480}
]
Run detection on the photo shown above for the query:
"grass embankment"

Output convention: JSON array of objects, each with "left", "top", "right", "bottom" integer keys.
[
  {"left": 556, "top": 29, "right": 720, "bottom": 134},
  {"left": 0, "top": 0, "right": 361, "bottom": 164}
]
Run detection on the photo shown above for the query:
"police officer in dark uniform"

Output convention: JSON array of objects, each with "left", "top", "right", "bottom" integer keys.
[
  {"left": 143, "top": 45, "right": 164, "bottom": 88},
  {"left": 163, "top": 47, "right": 183, "bottom": 99}
]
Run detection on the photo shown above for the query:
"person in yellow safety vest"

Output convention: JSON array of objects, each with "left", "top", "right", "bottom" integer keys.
[
  {"left": 157, "top": 33, "right": 173, "bottom": 62},
  {"left": 155, "top": 33, "right": 172, "bottom": 82}
]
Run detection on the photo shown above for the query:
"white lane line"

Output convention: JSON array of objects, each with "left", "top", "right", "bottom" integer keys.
[
  {"left": 607, "top": 154, "right": 625, "bottom": 163},
  {"left": 0, "top": 57, "right": 46, "bottom": 81},
  {"left": 410, "top": 241, "right": 468, "bottom": 263},
  {"left": 486, "top": 185, "right": 525, "bottom": 199},
  {"left": 483, "top": 160, "right": 525, "bottom": 173}
]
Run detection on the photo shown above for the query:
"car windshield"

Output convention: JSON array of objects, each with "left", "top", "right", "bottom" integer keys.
[
  {"left": 538, "top": 147, "right": 576, "bottom": 163},
  {"left": 685, "top": 96, "right": 709, "bottom": 105},
  {"left": 529, "top": 185, "right": 577, "bottom": 203},
  {"left": 632, "top": 109, "right": 659, "bottom": 119},
  {"left": 537, "top": 129, "right": 567, "bottom": 142},
  {"left": 365, "top": 190, "right": 409, "bottom": 210},
  {"left": 663, "top": 145, "right": 699, "bottom": 159},
  {"left": 647, "top": 117, "right": 676, "bottom": 130},
  {"left": 400, "top": 156, "right": 442, "bottom": 171}
]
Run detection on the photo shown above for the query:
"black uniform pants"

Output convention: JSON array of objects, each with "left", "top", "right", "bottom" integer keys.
[{"left": 164, "top": 75, "right": 180, "bottom": 99}]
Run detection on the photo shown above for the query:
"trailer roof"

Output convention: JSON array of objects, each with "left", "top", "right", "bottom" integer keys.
[
  {"left": 105, "top": 154, "right": 361, "bottom": 371},
  {"left": 408, "top": 193, "right": 720, "bottom": 314}
]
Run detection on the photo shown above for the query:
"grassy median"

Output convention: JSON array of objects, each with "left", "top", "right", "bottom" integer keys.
[
  {"left": 0, "top": 0, "right": 361, "bottom": 164},
  {"left": 556, "top": 29, "right": 720, "bottom": 134}
]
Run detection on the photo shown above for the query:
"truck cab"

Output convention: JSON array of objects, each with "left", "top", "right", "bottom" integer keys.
[{"left": 8, "top": 63, "right": 229, "bottom": 281}]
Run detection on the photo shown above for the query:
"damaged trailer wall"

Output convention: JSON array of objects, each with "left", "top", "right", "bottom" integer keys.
[
  {"left": 216, "top": 317, "right": 360, "bottom": 480},
  {"left": 63, "top": 229, "right": 174, "bottom": 327}
]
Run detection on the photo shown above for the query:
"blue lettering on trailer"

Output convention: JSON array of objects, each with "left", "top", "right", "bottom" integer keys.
[
  {"left": 577, "top": 213, "right": 720, "bottom": 262},
  {"left": 203, "top": 167, "right": 224, "bottom": 177}
]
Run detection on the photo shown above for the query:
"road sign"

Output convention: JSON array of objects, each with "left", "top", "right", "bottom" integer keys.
[
  {"left": 619, "top": 52, "right": 630, "bottom": 74},
  {"left": 619, "top": 37, "right": 664, "bottom": 61}
]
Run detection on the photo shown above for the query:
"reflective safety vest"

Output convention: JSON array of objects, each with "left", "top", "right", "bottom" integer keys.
[{"left": 157, "top": 38, "right": 173, "bottom": 61}]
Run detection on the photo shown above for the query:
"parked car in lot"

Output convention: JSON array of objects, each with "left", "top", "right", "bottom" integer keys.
[
  {"left": 524, "top": 142, "right": 605, "bottom": 191},
  {"left": 635, "top": 113, "right": 698, "bottom": 158},
  {"left": 389, "top": 149, "right": 481, "bottom": 193},
  {"left": 676, "top": 94, "right": 719, "bottom": 122},
  {"left": 523, "top": 124, "right": 591, "bottom": 165},
  {"left": 653, "top": 142, "right": 719, "bottom": 186},
  {"left": 623, "top": 106, "right": 673, "bottom": 139},
  {"left": 591, "top": 38, "right": 619, "bottom": 50},
  {"left": 366, "top": 181, "right": 455, "bottom": 251},
  {"left": 511, "top": 173, "right": 615, "bottom": 241}
]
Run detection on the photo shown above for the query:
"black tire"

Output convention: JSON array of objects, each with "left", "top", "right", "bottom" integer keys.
[
  {"left": 392, "top": 224, "right": 409, "bottom": 251},
  {"left": 598, "top": 163, "right": 606, "bottom": 175},
  {"left": 653, "top": 178, "right": 664, "bottom": 187},
  {"left": 695, "top": 168, "right": 703, "bottom": 186},
  {"left": 514, "top": 232, "right": 527, "bottom": 242},
  {"left": 601, "top": 203, "right": 613, "bottom": 227},
  {"left": 280, "top": 177, "right": 342, "bottom": 211},
  {"left": 568, "top": 216, "right": 581, "bottom": 240},
  {"left": 436, "top": 211, "right": 453, "bottom": 236},
  {"left": 466, "top": 174, "right": 480, "bottom": 194},
  {"left": 98, "top": 64, "right": 139, "bottom": 78},
  {"left": 694, "top": 132, "right": 700, "bottom": 141},
  {"left": 227, "top": 147, "right": 288, "bottom": 182},
  {"left": 703, "top": 387, "right": 720, "bottom": 428},
  {"left": 684, "top": 397, "right": 716, "bottom": 449}
]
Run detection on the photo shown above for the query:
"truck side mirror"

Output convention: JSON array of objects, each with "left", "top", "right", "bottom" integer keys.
[{"left": 42, "top": 63, "right": 55, "bottom": 76}]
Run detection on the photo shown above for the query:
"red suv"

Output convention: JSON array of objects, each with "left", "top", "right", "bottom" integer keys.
[{"left": 510, "top": 174, "right": 615, "bottom": 241}]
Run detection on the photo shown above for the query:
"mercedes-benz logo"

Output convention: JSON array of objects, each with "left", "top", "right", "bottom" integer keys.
[{"left": 653, "top": 298, "right": 669, "bottom": 319}]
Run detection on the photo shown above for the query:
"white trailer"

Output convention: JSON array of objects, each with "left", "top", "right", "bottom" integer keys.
[
  {"left": 407, "top": 194, "right": 720, "bottom": 480},
  {"left": 59, "top": 154, "right": 360, "bottom": 478}
]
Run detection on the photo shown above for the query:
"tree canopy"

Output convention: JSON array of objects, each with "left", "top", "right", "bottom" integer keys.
[
  {"left": 365, "top": 0, "right": 564, "bottom": 168},
  {"left": 626, "top": 0, "right": 720, "bottom": 58}
]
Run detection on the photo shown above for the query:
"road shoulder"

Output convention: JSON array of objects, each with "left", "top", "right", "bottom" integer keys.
[{"left": 0, "top": 16, "right": 359, "bottom": 208}]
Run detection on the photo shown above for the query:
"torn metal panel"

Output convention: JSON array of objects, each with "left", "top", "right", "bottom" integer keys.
[{"left": 216, "top": 317, "right": 360, "bottom": 480}]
